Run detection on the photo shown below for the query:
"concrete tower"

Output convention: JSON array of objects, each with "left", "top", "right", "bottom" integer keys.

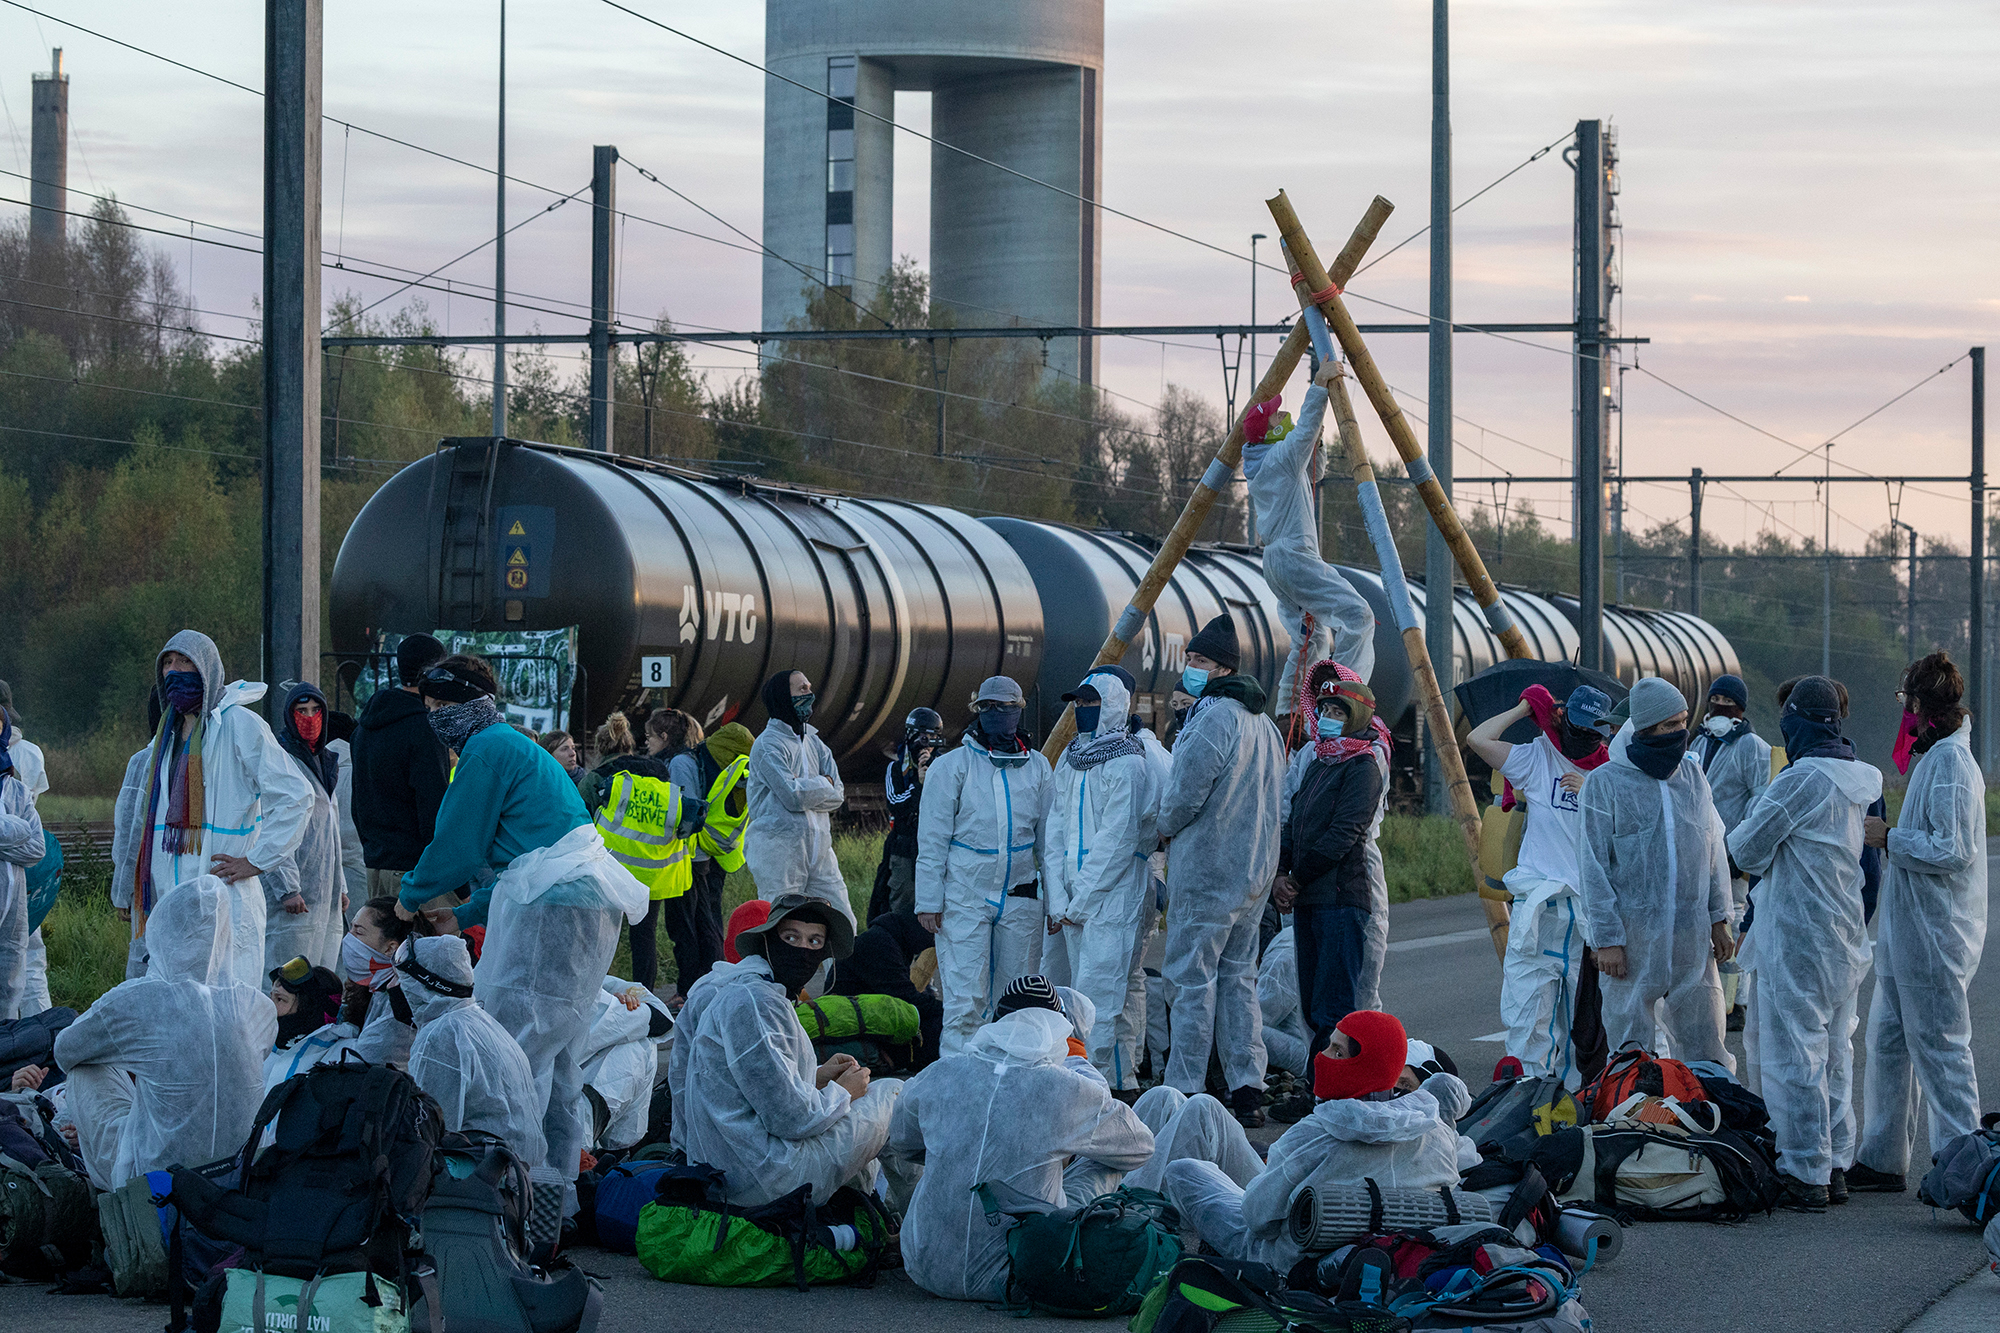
[
  {"left": 29, "top": 48, "right": 68, "bottom": 266},
  {"left": 762, "top": 1, "right": 1104, "bottom": 383}
]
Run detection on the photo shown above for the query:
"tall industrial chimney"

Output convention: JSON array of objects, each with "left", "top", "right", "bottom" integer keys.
[{"left": 30, "top": 48, "right": 69, "bottom": 266}]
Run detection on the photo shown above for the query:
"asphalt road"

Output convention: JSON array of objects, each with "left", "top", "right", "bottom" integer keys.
[{"left": 7, "top": 861, "right": 1994, "bottom": 1333}]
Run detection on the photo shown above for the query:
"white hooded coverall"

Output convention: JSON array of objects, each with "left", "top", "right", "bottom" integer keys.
[
  {"left": 915, "top": 727, "right": 1051, "bottom": 1055},
  {"left": 744, "top": 717, "right": 853, "bottom": 925}
]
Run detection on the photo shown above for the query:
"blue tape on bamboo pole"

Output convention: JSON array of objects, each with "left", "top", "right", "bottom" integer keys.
[
  {"left": 1405, "top": 455, "right": 1436, "bottom": 487},
  {"left": 1200, "top": 458, "right": 1234, "bottom": 492},
  {"left": 1482, "top": 600, "right": 1517, "bottom": 636},
  {"left": 1112, "top": 603, "right": 1147, "bottom": 644}
]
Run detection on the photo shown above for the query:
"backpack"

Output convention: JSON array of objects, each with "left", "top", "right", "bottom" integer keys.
[
  {"left": 167, "top": 1054, "right": 443, "bottom": 1280},
  {"left": 1917, "top": 1121, "right": 2000, "bottom": 1225},
  {"left": 1308, "top": 1225, "right": 1589, "bottom": 1331},
  {"left": 1130, "top": 1253, "right": 1411, "bottom": 1333},
  {"left": 1538, "top": 1119, "right": 1780, "bottom": 1221},
  {"left": 591, "top": 1159, "right": 677, "bottom": 1254},
  {"left": 98, "top": 1172, "right": 173, "bottom": 1297},
  {"left": 0, "top": 1142, "right": 96, "bottom": 1278},
  {"left": 197, "top": 1267, "right": 408, "bottom": 1333},
  {"left": 974, "top": 1182, "right": 1182, "bottom": 1317},
  {"left": 634, "top": 1163, "right": 891, "bottom": 1292},
  {"left": 1457, "top": 1077, "right": 1582, "bottom": 1162},
  {"left": 1581, "top": 1047, "right": 1707, "bottom": 1121},
  {"left": 792, "top": 994, "right": 921, "bottom": 1045},
  {"left": 406, "top": 1135, "right": 604, "bottom": 1333}
]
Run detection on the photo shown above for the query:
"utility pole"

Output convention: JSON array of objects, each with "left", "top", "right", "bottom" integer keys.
[
  {"left": 1688, "top": 468, "right": 1703, "bottom": 616},
  {"left": 1822, "top": 443, "right": 1833, "bottom": 677},
  {"left": 1572, "top": 119, "right": 1609, "bottom": 670},
  {"left": 1890, "top": 518, "right": 1916, "bottom": 652},
  {"left": 1972, "top": 345, "right": 1986, "bottom": 767},
  {"left": 588, "top": 144, "right": 618, "bottom": 452},
  {"left": 262, "top": 0, "right": 322, "bottom": 695},
  {"left": 491, "top": 0, "right": 508, "bottom": 436},
  {"left": 1423, "top": 0, "right": 1455, "bottom": 815}
]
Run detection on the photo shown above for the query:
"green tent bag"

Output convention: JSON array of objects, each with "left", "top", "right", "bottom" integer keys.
[
  {"left": 215, "top": 1268, "right": 407, "bottom": 1333},
  {"left": 633, "top": 1164, "right": 890, "bottom": 1291},
  {"left": 976, "top": 1184, "right": 1183, "bottom": 1319},
  {"left": 793, "top": 994, "right": 921, "bottom": 1044}
]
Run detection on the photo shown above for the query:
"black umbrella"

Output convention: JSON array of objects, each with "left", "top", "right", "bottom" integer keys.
[{"left": 1454, "top": 659, "right": 1628, "bottom": 744}]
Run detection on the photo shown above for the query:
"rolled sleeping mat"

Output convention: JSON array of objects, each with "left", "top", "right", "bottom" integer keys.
[
  {"left": 1287, "top": 1180, "right": 1494, "bottom": 1252},
  {"left": 1553, "top": 1209, "right": 1623, "bottom": 1263}
]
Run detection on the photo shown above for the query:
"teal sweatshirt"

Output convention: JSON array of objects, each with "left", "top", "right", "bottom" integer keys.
[{"left": 399, "top": 722, "right": 591, "bottom": 927}]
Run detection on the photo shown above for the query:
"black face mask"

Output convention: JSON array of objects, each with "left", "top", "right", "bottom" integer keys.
[
  {"left": 763, "top": 938, "right": 826, "bottom": 996},
  {"left": 1627, "top": 728, "right": 1689, "bottom": 780},
  {"left": 1559, "top": 722, "right": 1605, "bottom": 761}
]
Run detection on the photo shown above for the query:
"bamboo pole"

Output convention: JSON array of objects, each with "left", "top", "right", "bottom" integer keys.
[
  {"left": 1039, "top": 196, "right": 1397, "bottom": 763},
  {"left": 1264, "top": 190, "right": 1534, "bottom": 664},
  {"left": 1320, "top": 337, "right": 1505, "bottom": 953}
]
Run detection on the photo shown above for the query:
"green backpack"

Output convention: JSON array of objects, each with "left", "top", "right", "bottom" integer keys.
[
  {"left": 634, "top": 1163, "right": 891, "bottom": 1291},
  {"left": 793, "top": 994, "right": 921, "bottom": 1044},
  {"left": 975, "top": 1183, "right": 1183, "bottom": 1318},
  {"left": 0, "top": 1150, "right": 97, "bottom": 1279}
]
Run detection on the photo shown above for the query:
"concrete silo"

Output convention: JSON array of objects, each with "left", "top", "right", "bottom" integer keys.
[{"left": 761, "top": 0, "right": 1104, "bottom": 383}]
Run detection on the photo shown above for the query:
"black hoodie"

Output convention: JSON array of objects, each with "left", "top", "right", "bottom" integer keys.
[{"left": 350, "top": 686, "right": 450, "bottom": 870}]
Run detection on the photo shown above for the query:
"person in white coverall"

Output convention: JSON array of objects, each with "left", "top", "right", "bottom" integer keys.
[
  {"left": 114, "top": 631, "right": 316, "bottom": 988},
  {"left": 745, "top": 669, "right": 853, "bottom": 926},
  {"left": 1465, "top": 683, "right": 1615, "bottom": 1091},
  {"left": 0, "top": 711, "right": 45, "bottom": 1020},
  {"left": 55, "top": 876, "right": 275, "bottom": 1191},
  {"left": 0, "top": 683, "right": 53, "bottom": 1016},
  {"left": 1043, "top": 672, "right": 1160, "bottom": 1092},
  {"left": 1692, "top": 673, "right": 1769, "bottom": 1020},
  {"left": 916, "top": 674, "right": 1051, "bottom": 1053},
  {"left": 1575, "top": 677, "right": 1736, "bottom": 1071},
  {"left": 1725, "top": 675, "right": 1881, "bottom": 1211},
  {"left": 262, "top": 682, "right": 347, "bottom": 974},
  {"left": 1239, "top": 358, "right": 1378, "bottom": 714},
  {"left": 1157, "top": 613, "right": 1287, "bottom": 1125},
  {"left": 1850, "top": 652, "right": 1988, "bottom": 1193}
]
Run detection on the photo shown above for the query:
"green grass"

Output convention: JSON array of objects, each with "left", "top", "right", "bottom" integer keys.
[
  {"left": 36, "top": 794, "right": 114, "bottom": 824},
  {"left": 41, "top": 844, "right": 129, "bottom": 1012},
  {"left": 1381, "top": 814, "right": 1479, "bottom": 902}
]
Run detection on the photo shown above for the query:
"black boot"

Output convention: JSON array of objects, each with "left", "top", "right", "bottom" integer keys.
[
  {"left": 1268, "top": 1090, "right": 1316, "bottom": 1124},
  {"left": 1828, "top": 1167, "right": 1849, "bottom": 1206},
  {"left": 1844, "top": 1162, "right": 1907, "bottom": 1193},
  {"left": 1229, "top": 1086, "right": 1266, "bottom": 1129},
  {"left": 1776, "top": 1173, "right": 1828, "bottom": 1213}
]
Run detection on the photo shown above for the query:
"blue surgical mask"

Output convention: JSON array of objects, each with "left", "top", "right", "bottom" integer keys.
[
  {"left": 1074, "top": 704, "right": 1102, "bottom": 735},
  {"left": 1316, "top": 714, "right": 1342, "bottom": 740},
  {"left": 1180, "top": 666, "right": 1209, "bottom": 697}
]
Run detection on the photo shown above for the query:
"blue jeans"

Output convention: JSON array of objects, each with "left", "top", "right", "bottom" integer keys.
[{"left": 1294, "top": 903, "right": 1369, "bottom": 1061}]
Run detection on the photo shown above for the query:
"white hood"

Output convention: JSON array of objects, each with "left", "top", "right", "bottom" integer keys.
[
  {"left": 964, "top": 1008, "right": 1072, "bottom": 1070},
  {"left": 1082, "top": 672, "right": 1133, "bottom": 738},
  {"left": 1305, "top": 1088, "right": 1445, "bottom": 1143},
  {"left": 1791, "top": 755, "right": 1884, "bottom": 806}
]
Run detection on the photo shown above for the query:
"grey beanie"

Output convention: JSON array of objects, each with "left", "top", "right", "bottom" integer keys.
[{"left": 1627, "top": 677, "right": 1689, "bottom": 732}]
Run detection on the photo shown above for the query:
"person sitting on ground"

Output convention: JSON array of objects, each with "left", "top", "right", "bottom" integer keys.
[
  {"left": 399, "top": 935, "right": 546, "bottom": 1166},
  {"left": 263, "top": 956, "right": 353, "bottom": 1090},
  {"left": 339, "top": 895, "right": 422, "bottom": 1066},
  {"left": 830, "top": 909, "right": 945, "bottom": 1069},
  {"left": 669, "top": 894, "right": 902, "bottom": 1206},
  {"left": 53, "top": 876, "right": 275, "bottom": 1191},
  {"left": 1161, "top": 1009, "right": 1465, "bottom": 1273},
  {"left": 578, "top": 978, "right": 674, "bottom": 1152},
  {"left": 1271, "top": 668, "right": 1389, "bottom": 1123},
  {"left": 1257, "top": 924, "right": 1312, "bottom": 1082}
]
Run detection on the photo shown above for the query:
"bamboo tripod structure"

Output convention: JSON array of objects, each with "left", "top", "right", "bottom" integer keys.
[{"left": 1038, "top": 197, "right": 1397, "bottom": 764}]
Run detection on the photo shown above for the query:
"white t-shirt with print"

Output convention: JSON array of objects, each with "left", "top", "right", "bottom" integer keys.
[{"left": 1499, "top": 733, "right": 1585, "bottom": 890}]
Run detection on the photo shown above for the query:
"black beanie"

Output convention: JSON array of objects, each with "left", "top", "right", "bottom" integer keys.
[
  {"left": 993, "top": 974, "right": 1064, "bottom": 1020},
  {"left": 1185, "top": 614, "right": 1240, "bottom": 670},
  {"left": 396, "top": 633, "right": 448, "bottom": 686}
]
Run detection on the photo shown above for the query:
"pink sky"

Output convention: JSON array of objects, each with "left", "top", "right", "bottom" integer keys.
[{"left": 2, "top": 0, "right": 1993, "bottom": 551}]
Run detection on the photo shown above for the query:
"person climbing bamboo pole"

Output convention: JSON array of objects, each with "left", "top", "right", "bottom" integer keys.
[
  {"left": 1263, "top": 190, "right": 1534, "bottom": 663},
  {"left": 1039, "top": 196, "right": 1398, "bottom": 764}
]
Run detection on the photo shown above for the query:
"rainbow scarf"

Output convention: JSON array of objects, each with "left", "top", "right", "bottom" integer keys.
[{"left": 133, "top": 704, "right": 207, "bottom": 932}]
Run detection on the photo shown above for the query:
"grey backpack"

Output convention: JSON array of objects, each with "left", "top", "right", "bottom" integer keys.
[{"left": 1917, "top": 1119, "right": 2000, "bottom": 1225}]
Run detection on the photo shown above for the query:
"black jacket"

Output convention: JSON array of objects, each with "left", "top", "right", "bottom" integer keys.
[
  {"left": 350, "top": 687, "right": 450, "bottom": 871},
  {"left": 1279, "top": 752, "right": 1385, "bottom": 911},
  {"left": 884, "top": 750, "right": 924, "bottom": 858}
]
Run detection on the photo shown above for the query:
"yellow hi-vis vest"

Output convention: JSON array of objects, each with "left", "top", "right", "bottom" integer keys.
[
  {"left": 695, "top": 755, "right": 751, "bottom": 872},
  {"left": 595, "top": 771, "right": 693, "bottom": 900}
]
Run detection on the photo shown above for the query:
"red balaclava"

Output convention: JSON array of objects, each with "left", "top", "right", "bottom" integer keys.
[
  {"left": 723, "top": 899, "right": 774, "bottom": 965},
  {"left": 1313, "top": 1010, "right": 1410, "bottom": 1101},
  {"left": 293, "top": 706, "right": 325, "bottom": 749}
]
